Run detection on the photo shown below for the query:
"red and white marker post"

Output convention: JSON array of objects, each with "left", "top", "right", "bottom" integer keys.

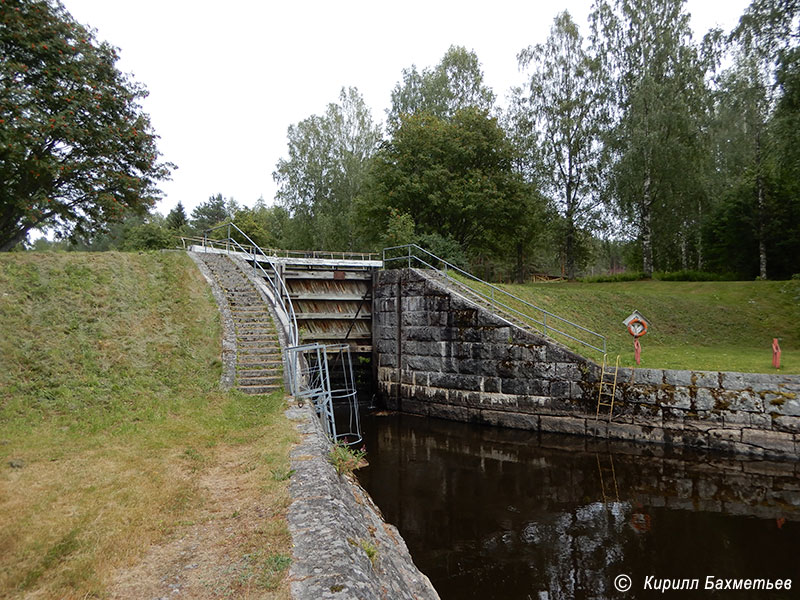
[{"left": 773, "top": 338, "right": 781, "bottom": 370}]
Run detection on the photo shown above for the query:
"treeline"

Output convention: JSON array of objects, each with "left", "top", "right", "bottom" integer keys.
[
  {"left": 42, "top": 0, "right": 800, "bottom": 281},
  {"left": 268, "top": 0, "right": 799, "bottom": 280}
]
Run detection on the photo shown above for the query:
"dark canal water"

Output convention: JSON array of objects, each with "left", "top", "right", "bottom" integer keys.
[{"left": 356, "top": 412, "right": 800, "bottom": 600}]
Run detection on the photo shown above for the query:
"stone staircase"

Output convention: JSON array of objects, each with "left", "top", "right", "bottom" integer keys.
[{"left": 198, "top": 253, "right": 283, "bottom": 395}]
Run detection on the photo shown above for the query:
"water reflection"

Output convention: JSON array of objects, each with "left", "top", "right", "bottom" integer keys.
[{"left": 357, "top": 413, "right": 800, "bottom": 600}]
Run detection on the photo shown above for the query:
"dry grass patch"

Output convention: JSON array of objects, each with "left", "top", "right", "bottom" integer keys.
[{"left": 0, "top": 252, "right": 296, "bottom": 599}]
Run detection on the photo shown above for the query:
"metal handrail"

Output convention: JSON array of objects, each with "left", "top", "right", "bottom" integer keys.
[
  {"left": 382, "top": 244, "right": 606, "bottom": 355},
  {"left": 199, "top": 223, "right": 300, "bottom": 347},
  {"left": 180, "top": 234, "right": 378, "bottom": 262}
]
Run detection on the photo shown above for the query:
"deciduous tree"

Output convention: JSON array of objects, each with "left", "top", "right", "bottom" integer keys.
[
  {"left": 360, "top": 107, "right": 530, "bottom": 260},
  {"left": 387, "top": 46, "right": 495, "bottom": 131},
  {"left": 511, "top": 11, "right": 606, "bottom": 279},
  {"left": 273, "top": 87, "right": 380, "bottom": 251},
  {"left": 0, "top": 0, "right": 172, "bottom": 251},
  {"left": 590, "top": 0, "right": 707, "bottom": 276}
]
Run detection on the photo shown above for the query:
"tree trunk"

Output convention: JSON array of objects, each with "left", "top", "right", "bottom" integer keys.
[
  {"left": 696, "top": 202, "right": 704, "bottom": 271},
  {"left": 565, "top": 222, "right": 575, "bottom": 280},
  {"left": 758, "top": 179, "right": 767, "bottom": 279},
  {"left": 641, "top": 168, "right": 654, "bottom": 277},
  {"left": 756, "top": 132, "right": 767, "bottom": 279},
  {"left": 680, "top": 224, "right": 688, "bottom": 271},
  {"left": 565, "top": 179, "right": 576, "bottom": 280},
  {"left": 0, "top": 227, "right": 29, "bottom": 252},
  {"left": 515, "top": 241, "right": 525, "bottom": 283}
]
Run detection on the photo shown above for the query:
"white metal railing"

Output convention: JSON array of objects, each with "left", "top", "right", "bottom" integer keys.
[
  {"left": 382, "top": 244, "right": 606, "bottom": 355},
  {"left": 180, "top": 235, "right": 378, "bottom": 262}
]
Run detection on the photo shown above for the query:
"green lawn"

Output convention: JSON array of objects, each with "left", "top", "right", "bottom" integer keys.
[
  {"left": 0, "top": 252, "right": 294, "bottom": 599},
  {"left": 464, "top": 277, "right": 800, "bottom": 373}
]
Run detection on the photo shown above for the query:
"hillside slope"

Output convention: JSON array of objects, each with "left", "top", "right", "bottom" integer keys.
[
  {"left": 497, "top": 279, "right": 800, "bottom": 373},
  {"left": 0, "top": 252, "right": 293, "bottom": 599}
]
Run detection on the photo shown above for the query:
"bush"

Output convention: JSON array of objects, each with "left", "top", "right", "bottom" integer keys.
[
  {"left": 580, "top": 272, "right": 647, "bottom": 283},
  {"left": 328, "top": 443, "right": 367, "bottom": 476},
  {"left": 653, "top": 270, "right": 738, "bottom": 282},
  {"left": 580, "top": 270, "right": 740, "bottom": 283},
  {"left": 120, "top": 223, "right": 175, "bottom": 251},
  {"left": 414, "top": 233, "right": 469, "bottom": 270}
]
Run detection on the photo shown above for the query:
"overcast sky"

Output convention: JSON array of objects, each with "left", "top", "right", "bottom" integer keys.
[{"left": 62, "top": 0, "right": 751, "bottom": 218}]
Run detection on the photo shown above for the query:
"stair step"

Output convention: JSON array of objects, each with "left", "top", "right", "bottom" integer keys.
[
  {"left": 237, "top": 360, "right": 281, "bottom": 369},
  {"left": 239, "top": 368, "right": 282, "bottom": 378},
  {"left": 235, "top": 323, "right": 276, "bottom": 331},
  {"left": 238, "top": 384, "right": 281, "bottom": 395},
  {"left": 238, "top": 341, "right": 280, "bottom": 349},
  {"left": 238, "top": 345, "right": 281, "bottom": 352},
  {"left": 234, "top": 317, "right": 274, "bottom": 324},
  {"left": 238, "top": 376, "right": 283, "bottom": 386},
  {"left": 235, "top": 331, "right": 278, "bottom": 339},
  {"left": 237, "top": 334, "right": 279, "bottom": 343},
  {"left": 238, "top": 352, "right": 282, "bottom": 361},
  {"left": 231, "top": 317, "right": 274, "bottom": 324}
]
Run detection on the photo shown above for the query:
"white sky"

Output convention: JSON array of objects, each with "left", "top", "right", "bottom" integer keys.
[{"left": 61, "top": 0, "right": 751, "bottom": 218}]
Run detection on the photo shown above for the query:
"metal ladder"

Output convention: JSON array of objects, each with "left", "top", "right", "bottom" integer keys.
[
  {"left": 596, "top": 453, "right": 620, "bottom": 504},
  {"left": 595, "top": 354, "right": 620, "bottom": 422}
]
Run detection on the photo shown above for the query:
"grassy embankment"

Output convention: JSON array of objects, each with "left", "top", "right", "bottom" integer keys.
[
  {"left": 0, "top": 252, "right": 295, "bottom": 599},
  {"left": 462, "top": 277, "right": 800, "bottom": 373}
]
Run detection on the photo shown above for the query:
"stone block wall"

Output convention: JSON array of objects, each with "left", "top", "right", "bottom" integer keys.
[{"left": 373, "top": 269, "right": 800, "bottom": 459}]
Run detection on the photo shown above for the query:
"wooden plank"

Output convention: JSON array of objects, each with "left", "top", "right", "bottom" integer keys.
[
  {"left": 295, "top": 313, "right": 371, "bottom": 320},
  {"left": 305, "top": 332, "right": 372, "bottom": 340},
  {"left": 289, "top": 293, "right": 369, "bottom": 301},
  {"left": 283, "top": 270, "right": 374, "bottom": 280},
  {"left": 314, "top": 344, "right": 373, "bottom": 354}
]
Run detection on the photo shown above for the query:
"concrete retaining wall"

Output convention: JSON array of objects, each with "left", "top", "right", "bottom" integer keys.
[
  {"left": 286, "top": 401, "right": 440, "bottom": 600},
  {"left": 373, "top": 269, "right": 800, "bottom": 459}
]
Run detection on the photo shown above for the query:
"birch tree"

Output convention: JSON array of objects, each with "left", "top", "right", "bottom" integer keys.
[
  {"left": 590, "top": 0, "right": 707, "bottom": 276},
  {"left": 511, "top": 11, "right": 606, "bottom": 279}
]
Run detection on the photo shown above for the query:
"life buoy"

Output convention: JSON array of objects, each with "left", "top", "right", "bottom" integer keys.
[
  {"left": 627, "top": 318, "right": 648, "bottom": 338},
  {"left": 631, "top": 512, "right": 651, "bottom": 533}
]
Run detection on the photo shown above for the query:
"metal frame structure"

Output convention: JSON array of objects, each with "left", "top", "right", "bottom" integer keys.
[
  {"left": 287, "top": 343, "right": 362, "bottom": 445},
  {"left": 382, "top": 243, "right": 606, "bottom": 354}
]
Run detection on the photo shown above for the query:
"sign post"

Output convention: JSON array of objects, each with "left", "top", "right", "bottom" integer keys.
[{"left": 623, "top": 310, "right": 650, "bottom": 365}]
